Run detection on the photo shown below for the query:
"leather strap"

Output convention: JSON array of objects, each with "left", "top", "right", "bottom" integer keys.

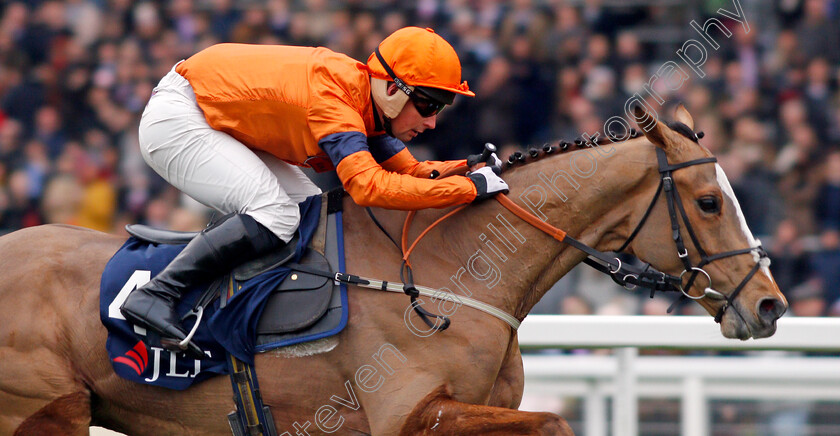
[{"left": 224, "top": 281, "right": 276, "bottom": 436}]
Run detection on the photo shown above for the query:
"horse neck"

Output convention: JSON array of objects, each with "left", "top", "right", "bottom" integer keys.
[{"left": 403, "top": 138, "right": 658, "bottom": 319}]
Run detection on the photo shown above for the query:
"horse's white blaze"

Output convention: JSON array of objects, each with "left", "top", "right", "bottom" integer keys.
[{"left": 714, "top": 164, "right": 773, "bottom": 282}]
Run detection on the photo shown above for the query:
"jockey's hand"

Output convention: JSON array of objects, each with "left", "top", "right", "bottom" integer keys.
[
  {"left": 468, "top": 166, "right": 509, "bottom": 201},
  {"left": 467, "top": 151, "right": 502, "bottom": 173}
]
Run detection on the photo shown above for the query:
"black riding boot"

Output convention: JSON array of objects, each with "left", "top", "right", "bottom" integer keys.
[{"left": 120, "top": 213, "right": 285, "bottom": 359}]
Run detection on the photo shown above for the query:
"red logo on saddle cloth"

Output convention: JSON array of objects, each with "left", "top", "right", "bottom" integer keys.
[{"left": 113, "top": 341, "right": 149, "bottom": 375}]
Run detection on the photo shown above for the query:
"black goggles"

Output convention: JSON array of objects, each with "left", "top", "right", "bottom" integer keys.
[{"left": 409, "top": 89, "right": 446, "bottom": 117}]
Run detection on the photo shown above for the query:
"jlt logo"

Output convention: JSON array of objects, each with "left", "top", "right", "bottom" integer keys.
[
  {"left": 113, "top": 340, "right": 212, "bottom": 382},
  {"left": 144, "top": 346, "right": 211, "bottom": 383},
  {"left": 110, "top": 270, "right": 211, "bottom": 382}
]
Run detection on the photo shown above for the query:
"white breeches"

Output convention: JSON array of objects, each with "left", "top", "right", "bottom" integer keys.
[{"left": 138, "top": 65, "right": 321, "bottom": 242}]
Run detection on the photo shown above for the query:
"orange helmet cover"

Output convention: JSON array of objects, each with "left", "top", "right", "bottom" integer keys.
[{"left": 366, "top": 27, "right": 475, "bottom": 97}]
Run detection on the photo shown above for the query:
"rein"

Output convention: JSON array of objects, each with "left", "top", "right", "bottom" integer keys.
[{"left": 386, "top": 147, "right": 769, "bottom": 330}]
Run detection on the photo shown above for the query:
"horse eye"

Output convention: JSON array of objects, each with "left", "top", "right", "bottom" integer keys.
[{"left": 697, "top": 196, "right": 720, "bottom": 214}]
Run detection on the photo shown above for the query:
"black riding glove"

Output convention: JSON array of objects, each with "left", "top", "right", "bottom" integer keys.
[{"left": 467, "top": 151, "right": 503, "bottom": 173}]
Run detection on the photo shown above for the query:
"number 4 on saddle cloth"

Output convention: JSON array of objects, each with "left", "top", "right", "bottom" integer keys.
[{"left": 99, "top": 190, "right": 348, "bottom": 390}]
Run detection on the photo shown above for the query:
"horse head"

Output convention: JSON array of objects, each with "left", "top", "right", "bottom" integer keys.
[{"left": 627, "top": 104, "right": 787, "bottom": 339}]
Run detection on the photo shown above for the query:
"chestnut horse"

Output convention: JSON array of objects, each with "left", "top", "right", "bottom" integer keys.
[{"left": 0, "top": 106, "right": 786, "bottom": 435}]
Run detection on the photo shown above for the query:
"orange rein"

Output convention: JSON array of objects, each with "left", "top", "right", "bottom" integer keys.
[
  {"left": 400, "top": 165, "right": 470, "bottom": 267},
  {"left": 400, "top": 193, "right": 568, "bottom": 267},
  {"left": 401, "top": 206, "right": 467, "bottom": 267}
]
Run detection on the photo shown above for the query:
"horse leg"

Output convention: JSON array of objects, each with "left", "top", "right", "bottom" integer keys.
[
  {"left": 11, "top": 391, "right": 91, "bottom": 436},
  {"left": 488, "top": 334, "right": 524, "bottom": 409},
  {"left": 399, "top": 386, "right": 574, "bottom": 436}
]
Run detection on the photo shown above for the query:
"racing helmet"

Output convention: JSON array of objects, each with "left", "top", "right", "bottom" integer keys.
[{"left": 367, "top": 27, "right": 474, "bottom": 119}]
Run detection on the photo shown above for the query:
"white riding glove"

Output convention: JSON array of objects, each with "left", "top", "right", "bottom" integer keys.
[{"left": 467, "top": 166, "right": 509, "bottom": 202}]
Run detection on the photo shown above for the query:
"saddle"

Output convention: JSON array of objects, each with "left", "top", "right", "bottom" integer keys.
[{"left": 123, "top": 189, "right": 346, "bottom": 351}]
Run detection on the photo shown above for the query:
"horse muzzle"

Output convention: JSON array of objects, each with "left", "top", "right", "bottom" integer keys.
[
  {"left": 753, "top": 296, "right": 787, "bottom": 338},
  {"left": 719, "top": 296, "right": 786, "bottom": 340}
]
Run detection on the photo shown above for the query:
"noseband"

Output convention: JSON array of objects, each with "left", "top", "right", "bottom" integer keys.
[{"left": 602, "top": 148, "right": 768, "bottom": 323}]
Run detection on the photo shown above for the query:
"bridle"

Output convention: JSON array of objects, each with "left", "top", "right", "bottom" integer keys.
[
  {"left": 499, "top": 147, "right": 769, "bottom": 324},
  {"left": 619, "top": 148, "right": 769, "bottom": 322}
]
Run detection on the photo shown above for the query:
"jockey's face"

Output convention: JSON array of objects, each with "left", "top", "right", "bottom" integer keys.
[{"left": 387, "top": 83, "right": 437, "bottom": 142}]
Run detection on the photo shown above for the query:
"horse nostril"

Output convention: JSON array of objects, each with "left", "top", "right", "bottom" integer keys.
[{"left": 758, "top": 298, "right": 786, "bottom": 322}]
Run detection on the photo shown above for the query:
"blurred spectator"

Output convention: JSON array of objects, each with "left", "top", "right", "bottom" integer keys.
[
  {"left": 0, "top": 169, "right": 41, "bottom": 230},
  {"left": 33, "top": 105, "right": 66, "bottom": 159},
  {"left": 543, "top": 4, "right": 586, "bottom": 65},
  {"left": 20, "top": 138, "right": 49, "bottom": 199},
  {"left": 810, "top": 228, "right": 840, "bottom": 313},
  {"left": 209, "top": 0, "right": 241, "bottom": 41},
  {"left": 0, "top": 118, "right": 23, "bottom": 168},
  {"left": 768, "top": 218, "right": 811, "bottom": 297},
  {"left": 41, "top": 173, "right": 82, "bottom": 225},
  {"left": 719, "top": 117, "right": 782, "bottom": 235},
  {"left": 814, "top": 150, "right": 840, "bottom": 231},
  {"left": 788, "top": 279, "right": 826, "bottom": 317},
  {"left": 803, "top": 57, "right": 834, "bottom": 140},
  {"left": 1, "top": 64, "right": 46, "bottom": 131},
  {"left": 612, "top": 31, "right": 644, "bottom": 75},
  {"left": 507, "top": 32, "right": 555, "bottom": 144},
  {"left": 795, "top": 0, "right": 840, "bottom": 63},
  {"left": 475, "top": 56, "right": 516, "bottom": 146},
  {"left": 74, "top": 156, "right": 116, "bottom": 233}
]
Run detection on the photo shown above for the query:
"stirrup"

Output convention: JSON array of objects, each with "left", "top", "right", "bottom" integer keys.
[
  {"left": 159, "top": 306, "right": 205, "bottom": 359},
  {"left": 179, "top": 306, "right": 203, "bottom": 349}
]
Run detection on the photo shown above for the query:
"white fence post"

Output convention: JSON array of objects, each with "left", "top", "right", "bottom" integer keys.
[
  {"left": 681, "top": 376, "right": 708, "bottom": 436},
  {"left": 613, "top": 347, "right": 638, "bottom": 436},
  {"left": 584, "top": 380, "right": 607, "bottom": 436}
]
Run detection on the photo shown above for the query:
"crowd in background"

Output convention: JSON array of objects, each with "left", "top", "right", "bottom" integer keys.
[{"left": 0, "top": 0, "right": 839, "bottom": 318}]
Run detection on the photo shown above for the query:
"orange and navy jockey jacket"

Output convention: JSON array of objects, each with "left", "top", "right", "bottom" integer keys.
[{"left": 175, "top": 43, "right": 477, "bottom": 209}]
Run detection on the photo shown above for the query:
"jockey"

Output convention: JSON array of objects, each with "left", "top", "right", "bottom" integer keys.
[{"left": 120, "top": 27, "right": 507, "bottom": 358}]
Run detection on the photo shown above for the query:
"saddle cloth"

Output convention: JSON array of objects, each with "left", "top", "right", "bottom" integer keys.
[{"left": 99, "top": 191, "right": 348, "bottom": 390}]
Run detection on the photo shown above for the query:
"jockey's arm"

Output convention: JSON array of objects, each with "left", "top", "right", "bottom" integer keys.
[
  {"left": 368, "top": 135, "right": 468, "bottom": 178},
  {"left": 320, "top": 131, "right": 476, "bottom": 209},
  {"left": 382, "top": 148, "right": 467, "bottom": 178}
]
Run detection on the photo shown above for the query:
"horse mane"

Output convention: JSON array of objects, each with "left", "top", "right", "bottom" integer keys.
[
  {"left": 500, "top": 122, "right": 703, "bottom": 174},
  {"left": 499, "top": 128, "right": 643, "bottom": 174}
]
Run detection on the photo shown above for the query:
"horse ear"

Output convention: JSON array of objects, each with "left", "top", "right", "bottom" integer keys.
[
  {"left": 633, "top": 104, "right": 670, "bottom": 149},
  {"left": 674, "top": 103, "right": 694, "bottom": 130}
]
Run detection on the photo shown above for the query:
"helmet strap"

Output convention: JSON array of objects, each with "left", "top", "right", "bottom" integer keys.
[
  {"left": 375, "top": 46, "right": 412, "bottom": 96},
  {"left": 383, "top": 116, "right": 394, "bottom": 137},
  {"left": 373, "top": 45, "right": 413, "bottom": 138},
  {"left": 370, "top": 92, "right": 395, "bottom": 137}
]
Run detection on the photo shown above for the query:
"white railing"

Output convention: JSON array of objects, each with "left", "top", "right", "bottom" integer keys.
[{"left": 517, "top": 315, "right": 840, "bottom": 436}]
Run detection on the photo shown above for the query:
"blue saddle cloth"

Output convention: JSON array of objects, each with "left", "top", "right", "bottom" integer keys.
[{"left": 100, "top": 195, "right": 325, "bottom": 390}]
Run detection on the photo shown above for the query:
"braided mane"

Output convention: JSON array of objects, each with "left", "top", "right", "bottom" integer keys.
[
  {"left": 500, "top": 122, "right": 703, "bottom": 174},
  {"left": 499, "top": 129, "right": 643, "bottom": 174}
]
